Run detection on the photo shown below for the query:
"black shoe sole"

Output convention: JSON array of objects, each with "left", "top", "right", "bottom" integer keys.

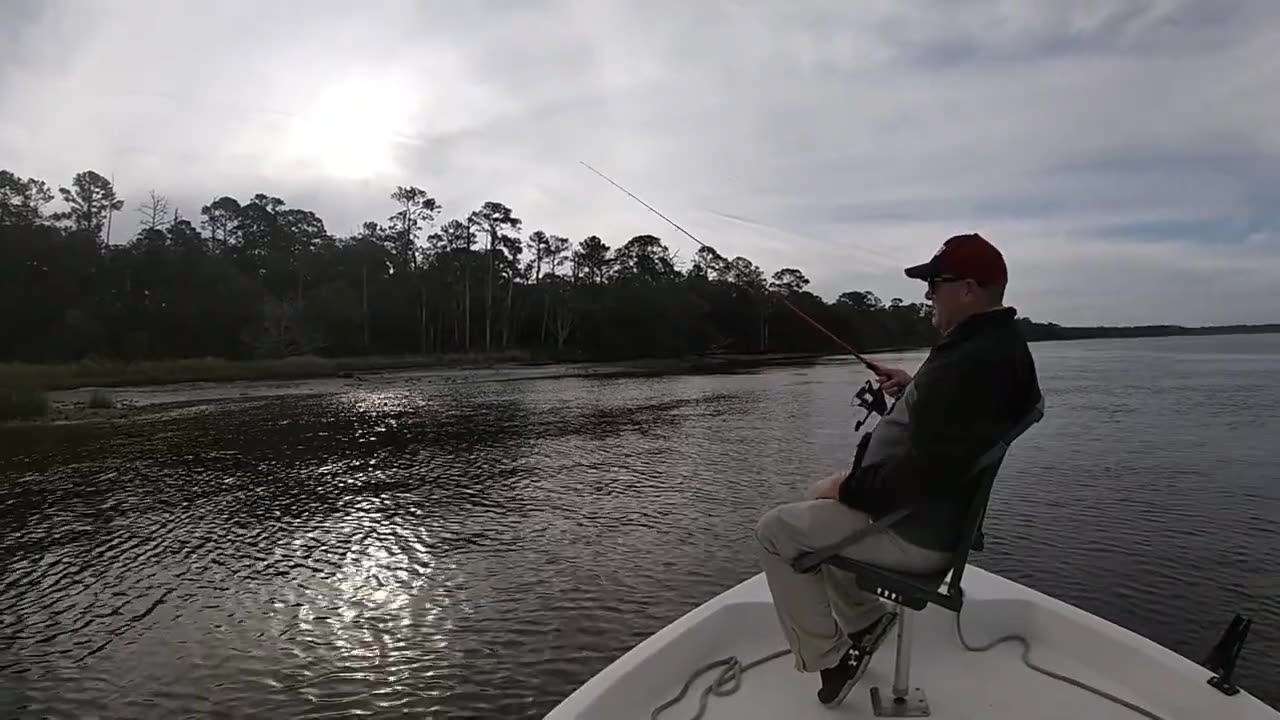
[
  {"left": 820, "top": 671, "right": 860, "bottom": 707},
  {"left": 850, "top": 613, "right": 898, "bottom": 685}
]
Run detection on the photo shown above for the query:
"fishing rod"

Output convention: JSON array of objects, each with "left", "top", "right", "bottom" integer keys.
[{"left": 579, "top": 161, "right": 885, "bottom": 375}]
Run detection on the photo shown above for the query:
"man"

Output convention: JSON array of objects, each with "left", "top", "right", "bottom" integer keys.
[{"left": 754, "top": 233, "right": 1043, "bottom": 707}]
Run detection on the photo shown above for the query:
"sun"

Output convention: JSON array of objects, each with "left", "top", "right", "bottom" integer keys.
[{"left": 278, "top": 75, "right": 419, "bottom": 180}]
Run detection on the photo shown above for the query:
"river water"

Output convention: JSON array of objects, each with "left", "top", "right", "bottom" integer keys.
[{"left": 2, "top": 334, "right": 1278, "bottom": 717}]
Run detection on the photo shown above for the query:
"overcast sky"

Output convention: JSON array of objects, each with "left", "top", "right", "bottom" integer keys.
[{"left": 3, "top": 0, "right": 1278, "bottom": 326}]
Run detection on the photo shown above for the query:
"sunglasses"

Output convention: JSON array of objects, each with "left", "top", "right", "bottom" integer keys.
[{"left": 926, "top": 276, "right": 969, "bottom": 291}]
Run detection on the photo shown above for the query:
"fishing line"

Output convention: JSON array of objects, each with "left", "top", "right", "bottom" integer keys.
[
  {"left": 579, "top": 161, "right": 883, "bottom": 373},
  {"left": 706, "top": 208, "right": 904, "bottom": 268}
]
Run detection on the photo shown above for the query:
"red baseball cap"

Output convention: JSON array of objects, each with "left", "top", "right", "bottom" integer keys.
[{"left": 904, "top": 233, "right": 1007, "bottom": 286}]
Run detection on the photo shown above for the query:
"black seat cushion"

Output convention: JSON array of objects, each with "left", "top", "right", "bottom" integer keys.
[{"left": 821, "top": 555, "right": 960, "bottom": 612}]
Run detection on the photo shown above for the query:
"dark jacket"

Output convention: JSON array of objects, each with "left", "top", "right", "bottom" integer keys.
[{"left": 838, "top": 306, "right": 1042, "bottom": 552}]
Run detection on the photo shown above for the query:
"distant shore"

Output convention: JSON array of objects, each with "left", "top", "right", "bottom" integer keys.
[
  {"left": 5, "top": 327, "right": 1278, "bottom": 424},
  {"left": 0, "top": 352, "right": 541, "bottom": 392},
  {"left": 7, "top": 322, "right": 1280, "bottom": 394},
  {"left": 0, "top": 351, "right": 843, "bottom": 393},
  {"left": 1018, "top": 320, "right": 1280, "bottom": 342},
  {"left": 0, "top": 351, "right": 841, "bottom": 423},
  {"left": 8, "top": 322, "right": 1280, "bottom": 395}
]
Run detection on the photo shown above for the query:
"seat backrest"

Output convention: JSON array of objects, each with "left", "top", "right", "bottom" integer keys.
[{"left": 938, "top": 396, "right": 1045, "bottom": 598}]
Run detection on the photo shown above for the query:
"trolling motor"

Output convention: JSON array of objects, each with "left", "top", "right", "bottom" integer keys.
[
  {"left": 1203, "top": 613, "right": 1253, "bottom": 696},
  {"left": 852, "top": 378, "right": 888, "bottom": 431}
]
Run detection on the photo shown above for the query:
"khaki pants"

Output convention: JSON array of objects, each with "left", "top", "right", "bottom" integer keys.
[{"left": 754, "top": 499, "right": 951, "bottom": 672}]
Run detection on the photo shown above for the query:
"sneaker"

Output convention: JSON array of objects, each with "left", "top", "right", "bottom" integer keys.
[
  {"left": 849, "top": 610, "right": 899, "bottom": 650},
  {"left": 816, "top": 612, "right": 899, "bottom": 707},
  {"left": 816, "top": 648, "right": 860, "bottom": 706}
]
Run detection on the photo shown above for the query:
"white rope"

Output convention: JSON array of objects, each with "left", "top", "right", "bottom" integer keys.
[
  {"left": 651, "top": 610, "right": 1178, "bottom": 720},
  {"left": 953, "top": 611, "right": 1172, "bottom": 720},
  {"left": 650, "top": 648, "right": 791, "bottom": 720}
]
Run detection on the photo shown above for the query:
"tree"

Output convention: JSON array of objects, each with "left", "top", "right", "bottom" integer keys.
[
  {"left": 1, "top": 167, "right": 949, "bottom": 365},
  {"left": 532, "top": 233, "right": 571, "bottom": 344},
  {"left": 770, "top": 268, "right": 809, "bottom": 295},
  {"left": 200, "top": 196, "right": 241, "bottom": 253},
  {"left": 692, "top": 245, "right": 730, "bottom": 281},
  {"left": 388, "top": 185, "right": 440, "bottom": 272},
  {"left": 467, "top": 201, "right": 521, "bottom": 352},
  {"left": 278, "top": 207, "right": 328, "bottom": 306},
  {"left": 56, "top": 170, "right": 123, "bottom": 244},
  {"left": 548, "top": 275, "right": 575, "bottom": 350},
  {"left": 527, "top": 230, "right": 549, "bottom": 282},
  {"left": 725, "top": 256, "right": 768, "bottom": 350},
  {"left": 612, "top": 234, "right": 676, "bottom": 283},
  {"left": 351, "top": 221, "right": 391, "bottom": 349},
  {"left": 232, "top": 194, "right": 282, "bottom": 268},
  {"left": 438, "top": 218, "right": 475, "bottom": 351},
  {"left": 574, "top": 235, "right": 611, "bottom": 285},
  {"left": 542, "top": 234, "right": 571, "bottom": 342},
  {"left": 0, "top": 171, "right": 54, "bottom": 226},
  {"left": 838, "top": 290, "right": 884, "bottom": 311},
  {"left": 167, "top": 218, "right": 205, "bottom": 253},
  {"left": 136, "top": 190, "right": 170, "bottom": 231},
  {"left": 499, "top": 234, "right": 524, "bottom": 349},
  {"left": 544, "top": 235, "right": 570, "bottom": 277},
  {"left": 727, "top": 256, "right": 764, "bottom": 288}
]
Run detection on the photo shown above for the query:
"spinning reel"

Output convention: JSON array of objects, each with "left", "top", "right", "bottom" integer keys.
[{"left": 852, "top": 379, "right": 888, "bottom": 431}]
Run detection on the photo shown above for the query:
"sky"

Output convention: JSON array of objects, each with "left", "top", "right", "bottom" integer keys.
[{"left": 2, "top": 0, "right": 1278, "bottom": 327}]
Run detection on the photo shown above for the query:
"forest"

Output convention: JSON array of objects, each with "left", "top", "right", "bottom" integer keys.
[
  {"left": 1, "top": 169, "right": 943, "bottom": 366},
  {"left": 10, "top": 168, "right": 1271, "bottom": 373}
]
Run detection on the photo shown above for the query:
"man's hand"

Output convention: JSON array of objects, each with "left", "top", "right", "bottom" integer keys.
[
  {"left": 810, "top": 470, "right": 847, "bottom": 499},
  {"left": 874, "top": 366, "right": 912, "bottom": 398}
]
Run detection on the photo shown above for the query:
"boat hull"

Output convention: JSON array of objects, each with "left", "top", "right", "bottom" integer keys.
[{"left": 545, "top": 565, "right": 1277, "bottom": 719}]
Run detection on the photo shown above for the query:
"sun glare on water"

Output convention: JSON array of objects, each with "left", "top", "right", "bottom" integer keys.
[{"left": 275, "top": 76, "right": 419, "bottom": 180}]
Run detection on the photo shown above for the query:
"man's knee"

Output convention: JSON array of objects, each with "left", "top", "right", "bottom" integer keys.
[
  {"left": 755, "top": 505, "right": 786, "bottom": 557},
  {"left": 757, "top": 502, "right": 811, "bottom": 559}
]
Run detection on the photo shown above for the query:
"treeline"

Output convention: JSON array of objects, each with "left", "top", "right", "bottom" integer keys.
[
  {"left": 1017, "top": 320, "right": 1280, "bottom": 342},
  {"left": 2, "top": 169, "right": 943, "bottom": 364}
]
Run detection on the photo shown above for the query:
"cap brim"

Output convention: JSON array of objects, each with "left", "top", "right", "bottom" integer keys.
[{"left": 904, "top": 260, "right": 939, "bottom": 280}]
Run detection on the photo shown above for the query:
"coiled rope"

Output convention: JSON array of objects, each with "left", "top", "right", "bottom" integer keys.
[{"left": 652, "top": 612, "right": 1174, "bottom": 720}]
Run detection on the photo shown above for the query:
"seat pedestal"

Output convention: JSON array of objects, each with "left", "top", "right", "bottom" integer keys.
[
  {"left": 869, "top": 608, "right": 931, "bottom": 716},
  {"left": 871, "top": 686, "right": 929, "bottom": 717}
]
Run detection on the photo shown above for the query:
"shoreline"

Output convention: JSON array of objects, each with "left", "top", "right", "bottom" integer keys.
[
  {"left": 1, "top": 351, "right": 846, "bottom": 425},
  {"left": 7, "top": 330, "right": 1277, "bottom": 425},
  {"left": 10, "top": 325, "right": 1278, "bottom": 395},
  {"left": 1, "top": 351, "right": 847, "bottom": 393},
  {"left": 0, "top": 352, "right": 540, "bottom": 392}
]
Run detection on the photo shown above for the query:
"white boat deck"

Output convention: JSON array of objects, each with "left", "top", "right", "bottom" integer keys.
[{"left": 546, "top": 566, "right": 1277, "bottom": 720}]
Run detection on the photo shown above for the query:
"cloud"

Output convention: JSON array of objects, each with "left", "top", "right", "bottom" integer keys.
[{"left": 2, "top": 0, "right": 1278, "bottom": 326}]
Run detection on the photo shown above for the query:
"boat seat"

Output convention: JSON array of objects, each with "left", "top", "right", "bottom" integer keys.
[
  {"left": 822, "top": 558, "right": 955, "bottom": 613},
  {"left": 798, "top": 398, "right": 1045, "bottom": 716}
]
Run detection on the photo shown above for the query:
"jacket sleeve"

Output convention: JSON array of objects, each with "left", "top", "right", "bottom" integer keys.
[{"left": 848, "top": 346, "right": 1008, "bottom": 510}]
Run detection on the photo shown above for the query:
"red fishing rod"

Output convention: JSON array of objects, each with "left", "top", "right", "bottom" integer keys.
[{"left": 580, "top": 161, "right": 885, "bottom": 374}]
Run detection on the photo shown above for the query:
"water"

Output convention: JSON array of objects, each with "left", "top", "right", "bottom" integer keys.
[{"left": 2, "top": 334, "right": 1278, "bottom": 718}]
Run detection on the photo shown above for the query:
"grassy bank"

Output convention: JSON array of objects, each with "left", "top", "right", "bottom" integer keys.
[
  {"left": 0, "top": 386, "right": 50, "bottom": 421},
  {"left": 609, "top": 352, "right": 831, "bottom": 376},
  {"left": 0, "top": 351, "right": 537, "bottom": 392},
  {"left": 0, "top": 351, "right": 841, "bottom": 424},
  {"left": 0, "top": 349, "right": 846, "bottom": 398}
]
